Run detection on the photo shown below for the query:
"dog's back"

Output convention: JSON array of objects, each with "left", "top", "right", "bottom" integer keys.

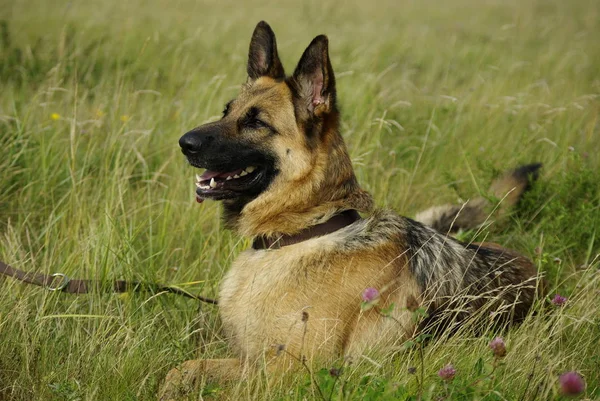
[{"left": 219, "top": 208, "right": 540, "bottom": 362}]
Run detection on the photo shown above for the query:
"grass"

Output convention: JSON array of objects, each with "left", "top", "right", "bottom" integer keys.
[{"left": 1, "top": 0, "right": 599, "bottom": 399}]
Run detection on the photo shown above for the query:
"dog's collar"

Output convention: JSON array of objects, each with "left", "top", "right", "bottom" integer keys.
[{"left": 252, "top": 209, "right": 362, "bottom": 250}]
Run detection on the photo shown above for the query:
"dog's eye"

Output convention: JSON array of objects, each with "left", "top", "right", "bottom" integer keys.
[
  {"left": 248, "top": 118, "right": 267, "bottom": 129},
  {"left": 243, "top": 107, "right": 267, "bottom": 129}
]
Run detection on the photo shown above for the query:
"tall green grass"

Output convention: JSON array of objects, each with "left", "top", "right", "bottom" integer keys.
[{"left": 1, "top": 0, "right": 599, "bottom": 399}]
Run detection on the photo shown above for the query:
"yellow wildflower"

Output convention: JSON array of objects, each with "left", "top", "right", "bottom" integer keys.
[
  {"left": 51, "top": 113, "right": 61, "bottom": 121},
  {"left": 120, "top": 115, "right": 130, "bottom": 122}
]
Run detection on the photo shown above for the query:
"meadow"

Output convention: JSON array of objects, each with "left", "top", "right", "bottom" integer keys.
[{"left": 1, "top": 0, "right": 599, "bottom": 399}]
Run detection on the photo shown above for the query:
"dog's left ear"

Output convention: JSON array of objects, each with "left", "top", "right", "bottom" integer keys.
[
  {"left": 247, "top": 21, "right": 285, "bottom": 80},
  {"left": 291, "top": 35, "right": 336, "bottom": 116}
]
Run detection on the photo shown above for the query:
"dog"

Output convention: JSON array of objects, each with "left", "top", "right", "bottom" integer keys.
[{"left": 160, "top": 21, "right": 543, "bottom": 399}]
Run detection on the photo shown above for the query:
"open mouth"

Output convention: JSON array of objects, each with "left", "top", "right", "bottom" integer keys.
[{"left": 194, "top": 165, "right": 262, "bottom": 203}]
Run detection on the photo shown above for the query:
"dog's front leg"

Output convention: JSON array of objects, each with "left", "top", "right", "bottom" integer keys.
[{"left": 160, "top": 358, "right": 243, "bottom": 400}]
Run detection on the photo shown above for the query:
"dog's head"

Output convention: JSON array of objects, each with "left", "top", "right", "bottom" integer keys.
[{"left": 180, "top": 22, "right": 372, "bottom": 236}]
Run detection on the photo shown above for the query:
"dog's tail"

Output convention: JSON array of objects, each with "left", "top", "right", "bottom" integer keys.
[{"left": 415, "top": 163, "right": 542, "bottom": 234}]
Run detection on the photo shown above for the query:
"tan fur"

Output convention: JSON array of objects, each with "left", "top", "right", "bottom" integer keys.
[
  {"left": 219, "top": 232, "right": 419, "bottom": 359},
  {"left": 161, "top": 226, "right": 421, "bottom": 400}
]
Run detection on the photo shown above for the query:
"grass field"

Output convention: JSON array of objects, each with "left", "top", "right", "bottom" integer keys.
[{"left": 1, "top": 0, "right": 599, "bottom": 399}]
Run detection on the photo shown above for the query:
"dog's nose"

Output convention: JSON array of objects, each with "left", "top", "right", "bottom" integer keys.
[
  {"left": 179, "top": 130, "right": 214, "bottom": 155},
  {"left": 179, "top": 132, "right": 200, "bottom": 154}
]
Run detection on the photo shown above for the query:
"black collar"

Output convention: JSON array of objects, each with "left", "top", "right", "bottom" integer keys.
[{"left": 252, "top": 210, "right": 361, "bottom": 250}]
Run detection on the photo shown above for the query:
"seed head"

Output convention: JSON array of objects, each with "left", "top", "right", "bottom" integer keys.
[
  {"left": 489, "top": 337, "right": 507, "bottom": 358},
  {"left": 437, "top": 364, "right": 456, "bottom": 381},
  {"left": 559, "top": 371, "right": 585, "bottom": 396},
  {"left": 362, "top": 287, "right": 379, "bottom": 302}
]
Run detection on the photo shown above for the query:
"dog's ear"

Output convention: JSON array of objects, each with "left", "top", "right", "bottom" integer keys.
[
  {"left": 291, "top": 35, "right": 336, "bottom": 116},
  {"left": 247, "top": 21, "right": 285, "bottom": 80}
]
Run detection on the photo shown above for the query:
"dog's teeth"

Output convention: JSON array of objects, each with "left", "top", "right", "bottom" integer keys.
[
  {"left": 196, "top": 174, "right": 201, "bottom": 182},
  {"left": 195, "top": 182, "right": 201, "bottom": 188},
  {"left": 246, "top": 166, "right": 256, "bottom": 173},
  {"left": 210, "top": 178, "right": 217, "bottom": 188},
  {"left": 226, "top": 176, "right": 232, "bottom": 181},
  {"left": 233, "top": 174, "right": 240, "bottom": 179},
  {"left": 240, "top": 170, "right": 248, "bottom": 177}
]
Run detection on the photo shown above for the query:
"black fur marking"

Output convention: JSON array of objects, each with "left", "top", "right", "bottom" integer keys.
[
  {"left": 403, "top": 218, "right": 431, "bottom": 287},
  {"left": 512, "top": 162, "right": 542, "bottom": 192},
  {"left": 222, "top": 100, "right": 234, "bottom": 118}
]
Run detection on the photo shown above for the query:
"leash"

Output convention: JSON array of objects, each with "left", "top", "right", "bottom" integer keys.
[
  {"left": 1, "top": 210, "right": 362, "bottom": 305},
  {"left": 0, "top": 259, "right": 218, "bottom": 305}
]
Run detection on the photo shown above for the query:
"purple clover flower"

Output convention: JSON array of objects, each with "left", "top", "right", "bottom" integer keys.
[
  {"left": 489, "top": 337, "right": 507, "bottom": 358},
  {"left": 362, "top": 287, "right": 379, "bottom": 302},
  {"left": 559, "top": 371, "right": 585, "bottom": 396},
  {"left": 437, "top": 364, "right": 456, "bottom": 381},
  {"left": 552, "top": 294, "right": 568, "bottom": 306}
]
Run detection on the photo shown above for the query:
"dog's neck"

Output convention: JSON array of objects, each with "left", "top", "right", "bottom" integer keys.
[
  {"left": 223, "top": 129, "right": 373, "bottom": 238},
  {"left": 251, "top": 209, "right": 362, "bottom": 249}
]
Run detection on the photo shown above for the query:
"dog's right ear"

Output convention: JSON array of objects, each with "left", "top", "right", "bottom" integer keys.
[
  {"left": 290, "top": 35, "right": 336, "bottom": 117},
  {"left": 247, "top": 21, "right": 285, "bottom": 81}
]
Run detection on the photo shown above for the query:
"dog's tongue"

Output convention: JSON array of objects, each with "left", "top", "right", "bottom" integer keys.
[
  {"left": 199, "top": 168, "right": 245, "bottom": 181},
  {"left": 199, "top": 170, "right": 222, "bottom": 180}
]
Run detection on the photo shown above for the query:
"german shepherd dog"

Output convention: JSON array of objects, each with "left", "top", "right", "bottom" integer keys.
[{"left": 161, "top": 21, "right": 542, "bottom": 399}]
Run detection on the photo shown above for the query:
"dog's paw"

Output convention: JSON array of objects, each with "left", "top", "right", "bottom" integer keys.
[{"left": 159, "top": 360, "right": 203, "bottom": 401}]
